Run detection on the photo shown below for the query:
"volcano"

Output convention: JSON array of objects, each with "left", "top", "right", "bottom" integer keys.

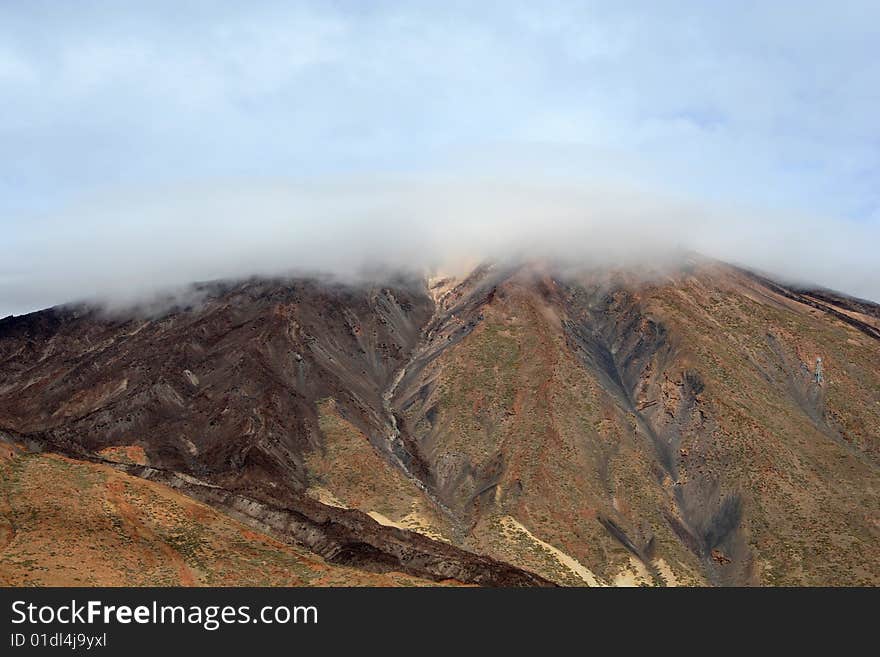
[{"left": 1, "top": 257, "right": 878, "bottom": 586}]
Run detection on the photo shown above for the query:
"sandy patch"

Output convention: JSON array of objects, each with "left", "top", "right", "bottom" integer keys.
[
  {"left": 653, "top": 558, "right": 680, "bottom": 586},
  {"left": 367, "top": 507, "right": 448, "bottom": 542},
  {"left": 306, "top": 486, "right": 348, "bottom": 509},
  {"left": 500, "top": 516, "right": 604, "bottom": 587},
  {"left": 610, "top": 557, "right": 681, "bottom": 587},
  {"left": 612, "top": 557, "right": 653, "bottom": 587}
]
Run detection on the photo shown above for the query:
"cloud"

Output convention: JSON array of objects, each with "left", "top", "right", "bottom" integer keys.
[{"left": 1, "top": 175, "right": 878, "bottom": 316}]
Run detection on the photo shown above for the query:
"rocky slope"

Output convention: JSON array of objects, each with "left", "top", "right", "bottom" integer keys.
[
  {"left": 0, "top": 438, "right": 449, "bottom": 586},
  {"left": 1, "top": 259, "right": 877, "bottom": 586}
]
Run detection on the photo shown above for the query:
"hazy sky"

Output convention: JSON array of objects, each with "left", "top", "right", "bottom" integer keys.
[{"left": 2, "top": 1, "right": 879, "bottom": 315}]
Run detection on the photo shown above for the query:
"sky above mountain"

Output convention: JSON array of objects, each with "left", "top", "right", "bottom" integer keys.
[{"left": 1, "top": 1, "right": 879, "bottom": 314}]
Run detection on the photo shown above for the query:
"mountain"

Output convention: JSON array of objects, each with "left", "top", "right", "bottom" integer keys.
[{"left": 1, "top": 258, "right": 878, "bottom": 586}]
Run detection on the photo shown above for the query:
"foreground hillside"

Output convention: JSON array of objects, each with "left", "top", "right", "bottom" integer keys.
[
  {"left": 1, "top": 258, "right": 877, "bottom": 586},
  {"left": 0, "top": 440, "right": 446, "bottom": 586}
]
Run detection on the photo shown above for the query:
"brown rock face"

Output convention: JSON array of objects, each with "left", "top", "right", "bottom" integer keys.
[{"left": 1, "top": 260, "right": 878, "bottom": 586}]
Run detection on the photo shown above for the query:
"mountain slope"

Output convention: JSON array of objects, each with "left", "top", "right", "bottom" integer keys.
[
  {"left": 391, "top": 261, "right": 879, "bottom": 585},
  {"left": 1, "top": 260, "right": 877, "bottom": 586},
  {"left": 0, "top": 438, "right": 447, "bottom": 586}
]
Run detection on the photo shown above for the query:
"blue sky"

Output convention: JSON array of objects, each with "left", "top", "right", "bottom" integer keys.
[{"left": 1, "top": 1, "right": 879, "bottom": 313}]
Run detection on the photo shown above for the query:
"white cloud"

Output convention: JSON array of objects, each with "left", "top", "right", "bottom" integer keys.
[
  {"left": 1, "top": 176, "right": 877, "bottom": 317},
  {"left": 0, "top": 2, "right": 878, "bottom": 313}
]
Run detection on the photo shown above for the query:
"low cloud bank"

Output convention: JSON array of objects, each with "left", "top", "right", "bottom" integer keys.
[{"left": 2, "top": 176, "right": 878, "bottom": 316}]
